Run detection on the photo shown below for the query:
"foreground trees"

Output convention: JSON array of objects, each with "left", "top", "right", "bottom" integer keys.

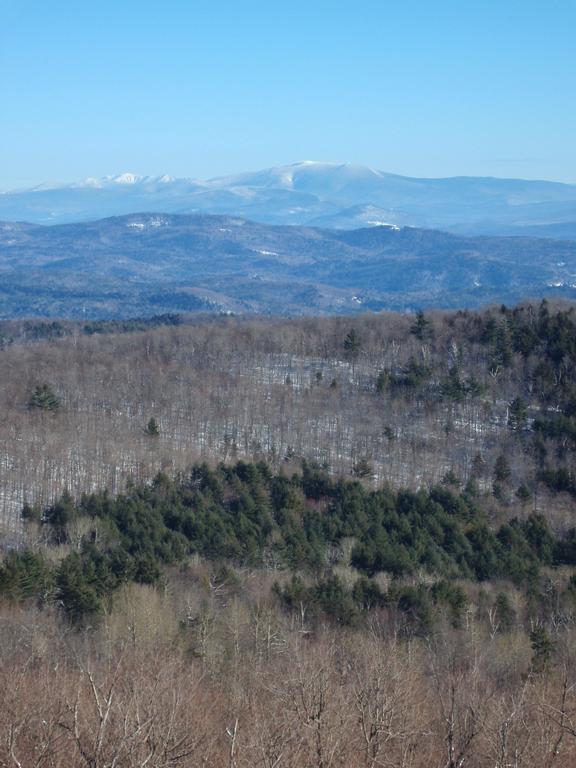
[
  {"left": 2, "top": 588, "right": 576, "bottom": 767},
  {"left": 0, "top": 460, "right": 575, "bottom": 765},
  {"left": 1, "top": 302, "right": 576, "bottom": 763}
]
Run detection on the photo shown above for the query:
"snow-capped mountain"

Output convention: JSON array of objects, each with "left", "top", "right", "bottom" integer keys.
[{"left": 1, "top": 161, "right": 576, "bottom": 236}]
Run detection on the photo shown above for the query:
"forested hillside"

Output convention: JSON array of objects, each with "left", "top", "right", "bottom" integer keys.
[
  {"left": 1, "top": 300, "right": 576, "bottom": 532},
  {"left": 2, "top": 301, "right": 576, "bottom": 766},
  {"left": 2, "top": 213, "right": 576, "bottom": 317}
]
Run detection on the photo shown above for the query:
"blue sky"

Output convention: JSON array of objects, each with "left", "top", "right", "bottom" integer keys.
[{"left": 1, "top": 0, "right": 575, "bottom": 188}]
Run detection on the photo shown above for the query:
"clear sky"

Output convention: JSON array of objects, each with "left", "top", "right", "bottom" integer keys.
[{"left": 1, "top": 0, "right": 575, "bottom": 189}]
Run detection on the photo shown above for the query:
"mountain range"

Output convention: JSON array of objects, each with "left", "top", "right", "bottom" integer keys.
[
  {"left": 1, "top": 213, "right": 576, "bottom": 319},
  {"left": 2, "top": 162, "right": 576, "bottom": 237}
]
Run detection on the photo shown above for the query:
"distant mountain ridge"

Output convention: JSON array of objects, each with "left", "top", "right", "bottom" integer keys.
[
  {"left": 1, "top": 212, "right": 576, "bottom": 319},
  {"left": 2, "top": 162, "right": 576, "bottom": 236}
]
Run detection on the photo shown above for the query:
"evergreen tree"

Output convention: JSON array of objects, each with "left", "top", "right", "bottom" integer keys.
[
  {"left": 494, "top": 454, "right": 511, "bottom": 483},
  {"left": 376, "top": 370, "right": 390, "bottom": 394},
  {"left": 494, "top": 592, "right": 516, "bottom": 633},
  {"left": 56, "top": 553, "right": 102, "bottom": 624},
  {"left": 441, "top": 367, "right": 465, "bottom": 401},
  {"left": 352, "top": 576, "right": 384, "bottom": 611},
  {"left": 516, "top": 484, "right": 532, "bottom": 505},
  {"left": 410, "top": 310, "right": 433, "bottom": 341},
  {"left": 145, "top": 416, "right": 161, "bottom": 436},
  {"left": 530, "top": 623, "right": 553, "bottom": 674},
  {"left": 441, "top": 469, "right": 461, "bottom": 487},
  {"left": 28, "top": 383, "right": 60, "bottom": 411},
  {"left": 46, "top": 489, "right": 77, "bottom": 542},
  {"left": 343, "top": 329, "right": 362, "bottom": 358},
  {"left": 508, "top": 397, "right": 528, "bottom": 431},
  {"left": 352, "top": 458, "right": 374, "bottom": 479},
  {"left": 471, "top": 452, "right": 486, "bottom": 478},
  {"left": 21, "top": 501, "right": 42, "bottom": 524},
  {"left": 491, "top": 321, "right": 513, "bottom": 370},
  {"left": 314, "top": 575, "right": 358, "bottom": 625}
]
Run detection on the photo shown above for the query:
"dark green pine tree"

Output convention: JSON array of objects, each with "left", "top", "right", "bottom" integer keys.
[
  {"left": 410, "top": 310, "right": 433, "bottom": 341},
  {"left": 493, "top": 453, "right": 512, "bottom": 501},
  {"left": 494, "top": 592, "right": 516, "bottom": 633},
  {"left": 352, "top": 458, "right": 374, "bottom": 479},
  {"left": 471, "top": 452, "right": 486, "bottom": 478},
  {"left": 376, "top": 370, "right": 390, "bottom": 394},
  {"left": 491, "top": 321, "right": 513, "bottom": 370},
  {"left": 516, "top": 484, "right": 532, "bottom": 506},
  {"left": 494, "top": 454, "right": 512, "bottom": 483},
  {"left": 145, "top": 416, "right": 161, "bottom": 436},
  {"left": 28, "top": 383, "right": 60, "bottom": 411},
  {"left": 508, "top": 396, "right": 528, "bottom": 431},
  {"left": 56, "top": 553, "right": 102, "bottom": 624},
  {"left": 343, "top": 328, "right": 362, "bottom": 357},
  {"left": 529, "top": 623, "right": 554, "bottom": 674}
]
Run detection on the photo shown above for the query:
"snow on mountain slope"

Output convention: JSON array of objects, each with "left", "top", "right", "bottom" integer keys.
[
  {"left": 2, "top": 212, "right": 576, "bottom": 319},
  {"left": 1, "top": 162, "right": 576, "bottom": 234}
]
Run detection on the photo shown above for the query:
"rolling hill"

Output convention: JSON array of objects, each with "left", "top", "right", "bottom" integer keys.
[{"left": 1, "top": 213, "right": 576, "bottom": 318}]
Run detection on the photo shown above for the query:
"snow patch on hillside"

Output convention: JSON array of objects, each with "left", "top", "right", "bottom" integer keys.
[{"left": 126, "top": 216, "right": 169, "bottom": 230}]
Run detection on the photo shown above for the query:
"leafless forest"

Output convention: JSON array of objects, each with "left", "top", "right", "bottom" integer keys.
[
  {"left": 2, "top": 304, "right": 576, "bottom": 767},
  {"left": 0, "top": 307, "right": 569, "bottom": 536},
  {"left": 2, "top": 565, "right": 576, "bottom": 768}
]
